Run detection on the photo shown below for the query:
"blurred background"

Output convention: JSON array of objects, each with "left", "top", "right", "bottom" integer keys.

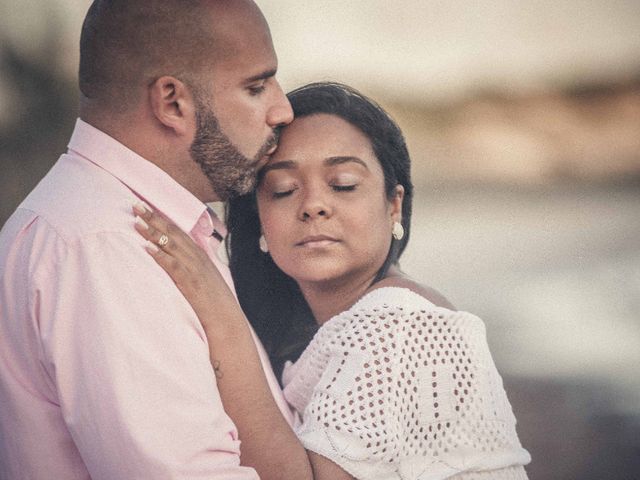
[{"left": 1, "top": 1, "right": 639, "bottom": 478}]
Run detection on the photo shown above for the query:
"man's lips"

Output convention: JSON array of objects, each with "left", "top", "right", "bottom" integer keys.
[
  {"left": 254, "top": 145, "right": 277, "bottom": 169},
  {"left": 266, "top": 143, "right": 278, "bottom": 155},
  {"left": 296, "top": 235, "right": 339, "bottom": 248},
  {"left": 255, "top": 142, "right": 279, "bottom": 169}
]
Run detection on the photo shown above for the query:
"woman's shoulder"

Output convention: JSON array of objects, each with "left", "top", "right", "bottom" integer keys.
[
  {"left": 341, "top": 277, "right": 487, "bottom": 344},
  {"left": 313, "top": 276, "right": 483, "bottom": 361},
  {"left": 354, "top": 276, "right": 456, "bottom": 312}
]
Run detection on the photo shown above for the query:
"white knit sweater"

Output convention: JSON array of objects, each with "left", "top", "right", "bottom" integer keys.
[{"left": 282, "top": 287, "right": 531, "bottom": 480}]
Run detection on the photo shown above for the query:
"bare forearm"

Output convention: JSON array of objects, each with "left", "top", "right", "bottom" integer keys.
[
  {"left": 201, "top": 305, "right": 314, "bottom": 480},
  {"left": 131, "top": 206, "right": 345, "bottom": 478}
]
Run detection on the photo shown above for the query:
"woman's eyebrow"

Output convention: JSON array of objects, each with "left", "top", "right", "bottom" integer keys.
[
  {"left": 324, "top": 156, "right": 369, "bottom": 170},
  {"left": 260, "top": 156, "right": 368, "bottom": 177},
  {"left": 260, "top": 160, "right": 297, "bottom": 176}
]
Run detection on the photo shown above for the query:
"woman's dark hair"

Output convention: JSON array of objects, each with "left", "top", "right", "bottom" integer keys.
[{"left": 227, "top": 82, "right": 413, "bottom": 379}]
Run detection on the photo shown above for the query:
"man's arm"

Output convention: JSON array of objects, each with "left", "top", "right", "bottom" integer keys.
[{"left": 35, "top": 228, "right": 257, "bottom": 480}]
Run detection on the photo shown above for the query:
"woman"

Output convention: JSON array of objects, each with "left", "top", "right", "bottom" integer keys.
[{"left": 133, "top": 83, "right": 531, "bottom": 479}]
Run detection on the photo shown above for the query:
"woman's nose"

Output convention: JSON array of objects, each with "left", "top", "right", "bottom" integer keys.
[
  {"left": 302, "top": 206, "right": 327, "bottom": 220},
  {"left": 299, "top": 192, "right": 331, "bottom": 221}
]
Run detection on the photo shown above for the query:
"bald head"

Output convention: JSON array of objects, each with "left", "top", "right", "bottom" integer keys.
[{"left": 78, "top": 0, "right": 268, "bottom": 112}]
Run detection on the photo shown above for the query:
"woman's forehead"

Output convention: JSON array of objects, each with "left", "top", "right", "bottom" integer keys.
[{"left": 271, "top": 114, "right": 377, "bottom": 165}]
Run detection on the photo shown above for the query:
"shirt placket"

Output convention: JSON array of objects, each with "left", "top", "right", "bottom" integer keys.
[{"left": 192, "top": 213, "right": 237, "bottom": 298}]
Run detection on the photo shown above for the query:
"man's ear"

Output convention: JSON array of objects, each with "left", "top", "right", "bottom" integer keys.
[
  {"left": 390, "top": 184, "right": 405, "bottom": 223},
  {"left": 148, "top": 76, "right": 194, "bottom": 136}
]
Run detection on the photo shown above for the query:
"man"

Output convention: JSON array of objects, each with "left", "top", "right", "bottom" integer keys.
[{"left": 0, "top": 1, "right": 295, "bottom": 478}]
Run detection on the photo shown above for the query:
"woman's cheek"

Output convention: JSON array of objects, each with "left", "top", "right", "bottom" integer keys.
[{"left": 262, "top": 213, "right": 288, "bottom": 254}]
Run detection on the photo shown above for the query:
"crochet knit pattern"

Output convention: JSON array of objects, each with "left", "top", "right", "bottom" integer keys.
[{"left": 282, "top": 287, "right": 530, "bottom": 480}]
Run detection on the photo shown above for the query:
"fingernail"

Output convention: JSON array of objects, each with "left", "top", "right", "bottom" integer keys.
[
  {"left": 145, "top": 240, "right": 159, "bottom": 253},
  {"left": 133, "top": 201, "right": 150, "bottom": 215},
  {"left": 135, "top": 216, "right": 149, "bottom": 230}
]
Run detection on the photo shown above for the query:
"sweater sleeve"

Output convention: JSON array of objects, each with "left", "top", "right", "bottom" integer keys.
[{"left": 294, "top": 295, "right": 531, "bottom": 480}]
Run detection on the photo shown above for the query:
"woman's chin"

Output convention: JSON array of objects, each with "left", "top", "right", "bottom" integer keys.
[
  {"left": 274, "top": 254, "right": 344, "bottom": 283},
  {"left": 274, "top": 251, "right": 383, "bottom": 291},
  {"left": 287, "top": 266, "right": 377, "bottom": 293}
]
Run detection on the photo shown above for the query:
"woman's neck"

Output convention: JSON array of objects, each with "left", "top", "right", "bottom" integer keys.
[{"left": 299, "top": 265, "right": 406, "bottom": 325}]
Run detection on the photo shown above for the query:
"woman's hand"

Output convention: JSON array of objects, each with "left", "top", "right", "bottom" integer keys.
[
  {"left": 132, "top": 202, "right": 237, "bottom": 329},
  {"left": 132, "top": 204, "right": 317, "bottom": 480},
  {"left": 132, "top": 203, "right": 347, "bottom": 480}
]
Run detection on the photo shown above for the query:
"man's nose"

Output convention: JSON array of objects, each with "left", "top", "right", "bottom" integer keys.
[{"left": 267, "top": 82, "right": 294, "bottom": 127}]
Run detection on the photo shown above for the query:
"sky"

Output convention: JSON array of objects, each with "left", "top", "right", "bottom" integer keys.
[
  {"left": 259, "top": 0, "right": 640, "bottom": 100},
  {"left": 2, "top": 0, "right": 640, "bottom": 102}
]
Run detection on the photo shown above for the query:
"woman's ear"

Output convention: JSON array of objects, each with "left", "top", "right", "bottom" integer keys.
[
  {"left": 390, "top": 184, "right": 405, "bottom": 224},
  {"left": 148, "top": 76, "right": 195, "bottom": 137}
]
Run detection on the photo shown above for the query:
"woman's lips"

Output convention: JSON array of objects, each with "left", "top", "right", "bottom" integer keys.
[{"left": 296, "top": 235, "right": 339, "bottom": 248}]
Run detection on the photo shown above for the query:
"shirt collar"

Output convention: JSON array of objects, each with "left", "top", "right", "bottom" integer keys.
[
  {"left": 67, "top": 118, "right": 224, "bottom": 240},
  {"left": 206, "top": 205, "right": 228, "bottom": 241}
]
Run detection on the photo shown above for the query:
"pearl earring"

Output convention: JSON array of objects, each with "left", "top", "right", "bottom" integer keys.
[
  {"left": 392, "top": 221, "right": 404, "bottom": 240},
  {"left": 259, "top": 234, "right": 269, "bottom": 253}
]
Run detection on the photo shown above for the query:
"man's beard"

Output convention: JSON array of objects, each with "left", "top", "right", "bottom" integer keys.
[{"left": 189, "top": 97, "right": 278, "bottom": 201}]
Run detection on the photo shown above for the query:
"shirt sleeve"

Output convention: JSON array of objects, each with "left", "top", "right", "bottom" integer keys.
[
  {"left": 33, "top": 227, "right": 257, "bottom": 480},
  {"left": 294, "top": 301, "right": 531, "bottom": 480}
]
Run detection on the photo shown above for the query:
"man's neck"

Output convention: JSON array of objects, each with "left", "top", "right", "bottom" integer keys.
[{"left": 79, "top": 110, "right": 219, "bottom": 203}]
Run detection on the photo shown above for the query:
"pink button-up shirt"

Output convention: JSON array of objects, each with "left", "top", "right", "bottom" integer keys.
[{"left": 0, "top": 119, "right": 292, "bottom": 479}]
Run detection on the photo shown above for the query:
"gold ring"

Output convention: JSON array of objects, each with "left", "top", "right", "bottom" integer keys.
[{"left": 157, "top": 234, "right": 169, "bottom": 247}]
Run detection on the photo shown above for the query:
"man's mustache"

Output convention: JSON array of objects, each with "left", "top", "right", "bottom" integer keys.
[
  {"left": 264, "top": 128, "right": 281, "bottom": 153},
  {"left": 253, "top": 129, "right": 281, "bottom": 170}
]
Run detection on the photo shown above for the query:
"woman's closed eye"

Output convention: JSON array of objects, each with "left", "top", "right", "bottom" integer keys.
[
  {"left": 272, "top": 186, "right": 298, "bottom": 198},
  {"left": 331, "top": 184, "right": 357, "bottom": 192},
  {"left": 330, "top": 174, "right": 360, "bottom": 192}
]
